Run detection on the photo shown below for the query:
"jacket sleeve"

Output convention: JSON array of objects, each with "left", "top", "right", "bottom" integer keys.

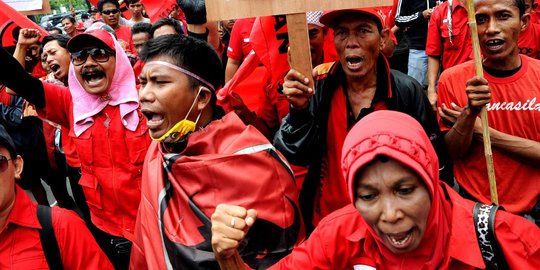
[
  {"left": 394, "top": 0, "right": 426, "bottom": 27},
  {"left": 0, "top": 96, "right": 23, "bottom": 128},
  {"left": 495, "top": 210, "right": 540, "bottom": 269},
  {"left": 0, "top": 47, "right": 45, "bottom": 109},
  {"left": 273, "top": 104, "right": 320, "bottom": 167},
  {"left": 53, "top": 208, "right": 115, "bottom": 270}
]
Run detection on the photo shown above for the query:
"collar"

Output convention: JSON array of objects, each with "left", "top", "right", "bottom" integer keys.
[
  {"left": 442, "top": 184, "right": 485, "bottom": 268},
  {"left": 4, "top": 186, "right": 41, "bottom": 230},
  {"left": 451, "top": 0, "right": 466, "bottom": 12}
]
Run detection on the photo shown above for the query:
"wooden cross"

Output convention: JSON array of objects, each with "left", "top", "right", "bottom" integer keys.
[
  {"left": 206, "top": 2, "right": 391, "bottom": 268},
  {"left": 206, "top": 0, "right": 390, "bottom": 88}
]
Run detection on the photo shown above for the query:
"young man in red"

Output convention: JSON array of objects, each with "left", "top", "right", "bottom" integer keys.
[
  {"left": 0, "top": 123, "right": 113, "bottom": 269},
  {"left": 517, "top": 0, "right": 540, "bottom": 59},
  {"left": 98, "top": 0, "right": 136, "bottom": 56},
  {"left": 438, "top": 0, "right": 540, "bottom": 223}
]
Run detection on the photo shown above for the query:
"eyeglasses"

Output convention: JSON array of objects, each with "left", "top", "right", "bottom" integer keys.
[
  {"left": 71, "top": 48, "right": 114, "bottom": 66},
  {"left": 0, "top": 154, "right": 13, "bottom": 172},
  {"left": 101, "top": 9, "right": 119, "bottom": 15}
]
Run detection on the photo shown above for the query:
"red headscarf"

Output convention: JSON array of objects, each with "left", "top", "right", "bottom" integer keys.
[{"left": 341, "top": 111, "right": 452, "bottom": 270}]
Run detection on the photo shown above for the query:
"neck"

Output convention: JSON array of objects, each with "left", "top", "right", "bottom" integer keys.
[
  {"left": 0, "top": 198, "right": 15, "bottom": 233},
  {"left": 133, "top": 14, "right": 143, "bottom": 21},
  {"left": 196, "top": 107, "right": 214, "bottom": 130},
  {"left": 483, "top": 52, "right": 522, "bottom": 71},
  {"left": 345, "top": 69, "right": 378, "bottom": 94}
]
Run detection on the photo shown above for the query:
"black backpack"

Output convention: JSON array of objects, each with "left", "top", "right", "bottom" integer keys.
[
  {"left": 37, "top": 205, "right": 64, "bottom": 270},
  {"left": 473, "top": 203, "right": 509, "bottom": 270}
]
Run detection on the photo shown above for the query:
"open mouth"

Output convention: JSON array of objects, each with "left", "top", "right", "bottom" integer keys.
[
  {"left": 385, "top": 228, "right": 414, "bottom": 249},
  {"left": 49, "top": 63, "right": 60, "bottom": 72},
  {"left": 346, "top": 55, "right": 364, "bottom": 70},
  {"left": 81, "top": 68, "right": 106, "bottom": 87},
  {"left": 485, "top": 39, "right": 504, "bottom": 51},
  {"left": 141, "top": 110, "right": 165, "bottom": 129}
]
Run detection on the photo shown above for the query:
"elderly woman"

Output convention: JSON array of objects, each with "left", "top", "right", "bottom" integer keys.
[{"left": 211, "top": 110, "right": 540, "bottom": 269}]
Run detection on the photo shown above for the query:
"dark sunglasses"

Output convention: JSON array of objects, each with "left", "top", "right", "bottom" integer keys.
[
  {"left": 0, "top": 154, "right": 13, "bottom": 172},
  {"left": 71, "top": 48, "right": 114, "bottom": 66},
  {"left": 101, "top": 9, "right": 119, "bottom": 15}
]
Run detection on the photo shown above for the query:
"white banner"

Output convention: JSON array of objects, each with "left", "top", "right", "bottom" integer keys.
[{"left": 4, "top": 0, "right": 43, "bottom": 12}]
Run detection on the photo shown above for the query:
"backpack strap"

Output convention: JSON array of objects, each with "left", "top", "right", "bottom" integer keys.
[
  {"left": 473, "top": 203, "right": 509, "bottom": 270},
  {"left": 37, "top": 205, "right": 64, "bottom": 270}
]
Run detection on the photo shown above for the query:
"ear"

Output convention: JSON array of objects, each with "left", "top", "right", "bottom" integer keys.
[
  {"left": 196, "top": 86, "right": 213, "bottom": 111},
  {"left": 13, "top": 155, "right": 23, "bottom": 181},
  {"left": 379, "top": 28, "right": 390, "bottom": 50},
  {"left": 521, "top": 13, "right": 531, "bottom": 32}
]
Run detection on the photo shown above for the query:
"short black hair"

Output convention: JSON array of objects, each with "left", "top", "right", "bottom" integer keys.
[
  {"left": 132, "top": 22, "right": 152, "bottom": 36},
  {"left": 62, "top": 15, "right": 76, "bottom": 24},
  {"left": 150, "top": 18, "right": 184, "bottom": 37},
  {"left": 42, "top": 34, "right": 70, "bottom": 49},
  {"left": 47, "top": 26, "right": 63, "bottom": 34},
  {"left": 127, "top": 0, "right": 141, "bottom": 4},
  {"left": 514, "top": 0, "right": 526, "bottom": 16},
  {"left": 98, "top": 0, "right": 120, "bottom": 12},
  {"left": 140, "top": 34, "right": 223, "bottom": 93}
]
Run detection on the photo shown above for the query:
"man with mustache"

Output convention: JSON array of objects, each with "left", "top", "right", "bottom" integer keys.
[
  {"left": 275, "top": 8, "right": 444, "bottom": 233},
  {"left": 0, "top": 28, "right": 150, "bottom": 269}
]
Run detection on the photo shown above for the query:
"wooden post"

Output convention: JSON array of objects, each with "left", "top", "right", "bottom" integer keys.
[
  {"left": 206, "top": 1, "right": 391, "bottom": 268},
  {"left": 465, "top": 0, "right": 498, "bottom": 204}
]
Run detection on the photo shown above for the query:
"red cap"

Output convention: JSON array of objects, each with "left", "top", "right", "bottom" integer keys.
[
  {"left": 67, "top": 29, "right": 115, "bottom": 53},
  {"left": 320, "top": 8, "right": 384, "bottom": 30}
]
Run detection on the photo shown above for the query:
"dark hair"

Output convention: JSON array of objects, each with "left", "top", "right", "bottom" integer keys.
[
  {"left": 132, "top": 22, "right": 152, "bottom": 36},
  {"left": 514, "top": 0, "right": 526, "bottom": 16},
  {"left": 61, "top": 15, "right": 76, "bottom": 24},
  {"left": 47, "top": 27, "right": 63, "bottom": 34},
  {"left": 81, "top": 13, "right": 90, "bottom": 20},
  {"left": 140, "top": 35, "right": 223, "bottom": 112},
  {"left": 98, "top": 0, "right": 120, "bottom": 12},
  {"left": 150, "top": 18, "right": 184, "bottom": 37},
  {"left": 42, "top": 34, "right": 70, "bottom": 49},
  {"left": 127, "top": 0, "right": 141, "bottom": 5}
]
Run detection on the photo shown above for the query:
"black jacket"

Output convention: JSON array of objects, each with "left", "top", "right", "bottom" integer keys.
[{"left": 274, "top": 56, "right": 447, "bottom": 233}]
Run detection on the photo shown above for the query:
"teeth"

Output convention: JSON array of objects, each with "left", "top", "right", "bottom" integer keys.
[{"left": 388, "top": 232, "right": 411, "bottom": 246}]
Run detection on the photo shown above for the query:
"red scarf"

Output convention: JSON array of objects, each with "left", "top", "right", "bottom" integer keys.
[{"left": 342, "top": 111, "right": 452, "bottom": 270}]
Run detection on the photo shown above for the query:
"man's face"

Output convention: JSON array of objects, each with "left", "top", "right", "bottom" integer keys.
[
  {"left": 73, "top": 45, "right": 116, "bottom": 96},
  {"left": 42, "top": 40, "right": 71, "bottom": 81},
  {"left": 153, "top": 25, "right": 178, "bottom": 38},
  {"left": 90, "top": 11, "right": 98, "bottom": 20},
  {"left": 139, "top": 56, "right": 208, "bottom": 139},
  {"left": 308, "top": 24, "right": 326, "bottom": 67},
  {"left": 475, "top": 0, "right": 527, "bottom": 68},
  {"left": 25, "top": 43, "right": 41, "bottom": 68},
  {"left": 129, "top": 1, "right": 143, "bottom": 18},
  {"left": 132, "top": 32, "right": 150, "bottom": 55},
  {"left": 101, "top": 3, "right": 121, "bottom": 29},
  {"left": 61, "top": 19, "right": 75, "bottom": 36},
  {"left": 333, "top": 14, "right": 384, "bottom": 79},
  {"left": 354, "top": 158, "right": 431, "bottom": 254},
  {"left": 0, "top": 146, "right": 22, "bottom": 218}
]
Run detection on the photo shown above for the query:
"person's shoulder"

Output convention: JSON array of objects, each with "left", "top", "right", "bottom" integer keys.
[
  {"left": 439, "top": 60, "right": 475, "bottom": 81},
  {"left": 316, "top": 205, "right": 363, "bottom": 232},
  {"left": 432, "top": 2, "right": 449, "bottom": 18},
  {"left": 314, "top": 62, "right": 337, "bottom": 78},
  {"left": 390, "top": 69, "right": 421, "bottom": 91},
  {"left": 51, "top": 207, "right": 86, "bottom": 229}
]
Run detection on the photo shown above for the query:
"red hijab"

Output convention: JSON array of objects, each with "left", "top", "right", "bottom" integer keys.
[{"left": 341, "top": 111, "right": 452, "bottom": 270}]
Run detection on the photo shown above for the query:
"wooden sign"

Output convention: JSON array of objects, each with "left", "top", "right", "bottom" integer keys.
[{"left": 20, "top": 0, "right": 51, "bottom": 16}]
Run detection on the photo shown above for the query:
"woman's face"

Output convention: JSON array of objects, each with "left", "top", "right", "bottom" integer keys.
[{"left": 354, "top": 157, "right": 431, "bottom": 253}]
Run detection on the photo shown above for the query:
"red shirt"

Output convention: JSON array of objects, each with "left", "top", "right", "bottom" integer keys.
[
  {"left": 0, "top": 187, "right": 113, "bottom": 269},
  {"left": 437, "top": 55, "right": 540, "bottom": 214},
  {"left": 270, "top": 184, "right": 540, "bottom": 269},
  {"left": 227, "top": 17, "right": 256, "bottom": 61},
  {"left": 115, "top": 25, "right": 136, "bottom": 56},
  {"left": 40, "top": 82, "right": 151, "bottom": 239},
  {"left": 518, "top": 22, "right": 540, "bottom": 59},
  {"left": 426, "top": 0, "right": 472, "bottom": 69}
]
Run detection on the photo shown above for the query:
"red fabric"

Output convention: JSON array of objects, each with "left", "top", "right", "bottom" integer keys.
[
  {"left": 133, "top": 59, "right": 144, "bottom": 85},
  {"left": 270, "top": 184, "right": 540, "bottom": 269},
  {"left": 115, "top": 25, "right": 136, "bottom": 55},
  {"left": 31, "top": 64, "right": 47, "bottom": 79},
  {"left": 518, "top": 22, "right": 540, "bottom": 59},
  {"left": 40, "top": 82, "right": 151, "bottom": 239},
  {"left": 0, "top": 87, "right": 12, "bottom": 105},
  {"left": 62, "top": 127, "right": 80, "bottom": 167},
  {"left": 131, "top": 112, "right": 302, "bottom": 269},
  {"left": 0, "top": 1, "right": 47, "bottom": 49},
  {"left": 426, "top": 0, "right": 472, "bottom": 69},
  {"left": 437, "top": 55, "right": 540, "bottom": 214},
  {"left": 140, "top": 0, "right": 177, "bottom": 23},
  {"left": 42, "top": 121, "right": 57, "bottom": 169},
  {"left": 227, "top": 17, "right": 256, "bottom": 61},
  {"left": 0, "top": 187, "right": 113, "bottom": 269}
]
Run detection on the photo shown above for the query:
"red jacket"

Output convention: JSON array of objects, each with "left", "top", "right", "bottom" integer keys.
[
  {"left": 131, "top": 113, "right": 302, "bottom": 269},
  {"left": 270, "top": 183, "right": 540, "bottom": 269},
  {"left": 0, "top": 187, "right": 113, "bottom": 269},
  {"left": 40, "top": 82, "right": 151, "bottom": 239}
]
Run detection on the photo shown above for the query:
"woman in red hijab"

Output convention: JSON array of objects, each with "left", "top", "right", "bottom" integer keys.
[{"left": 211, "top": 110, "right": 540, "bottom": 269}]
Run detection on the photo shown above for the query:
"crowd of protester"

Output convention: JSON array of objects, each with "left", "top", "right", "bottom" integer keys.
[{"left": 0, "top": 0, "right": 539, "bottom": 269}]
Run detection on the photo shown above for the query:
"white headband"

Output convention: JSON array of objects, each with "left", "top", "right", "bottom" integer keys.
[{"left": 145, "top": 60, "right": 215, "bottom": 91}]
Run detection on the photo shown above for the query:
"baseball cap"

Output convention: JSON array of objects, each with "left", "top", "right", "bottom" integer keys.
[
  {"left": 306, "top": 11, "right": 325, "bottom": 28},
  {"left": 320, "top": 8, "right": 384, "bottom": 30},
  {"left": 0, "top": 124, "right": 16, "bottom": 158},
  {"left": 67, "top": 29, "right": 115, "bottom": 53}
]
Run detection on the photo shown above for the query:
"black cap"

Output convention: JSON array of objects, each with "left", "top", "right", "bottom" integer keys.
[{"left": 0, "top": 124, "right": 16, "bottom": 158}]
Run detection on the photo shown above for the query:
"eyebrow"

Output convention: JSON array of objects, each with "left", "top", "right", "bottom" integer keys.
[{"left": 357, "top": 176, "right": 418, "bottom": 190}]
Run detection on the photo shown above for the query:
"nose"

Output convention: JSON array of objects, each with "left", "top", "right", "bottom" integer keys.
[
  {"left": 485, "top": 18, "right": 500, "bottom": 35},
  {"left": 345, "top": 33, "right": 360, "bottom": 49},
  {"left": 379, "top": 196, "right": 404, "bottom": 224},
  {"left": 138, "top": 82, "right": 155, "bottom": 103}
]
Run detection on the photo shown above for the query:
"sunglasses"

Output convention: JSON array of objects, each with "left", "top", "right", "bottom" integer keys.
[
  {"left": 0, "top": 154, "right": 13, "bottom": 172},
  {"left": 71, "top": 48, "right": 114, "bottom": 66},
  {"left": 102, "top": 9, "right": 119, "bottom": 15}
]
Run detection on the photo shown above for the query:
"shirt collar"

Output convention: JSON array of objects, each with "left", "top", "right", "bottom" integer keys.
[{"left": 5, "top": 186, "right": 41, "bottom": 230}]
